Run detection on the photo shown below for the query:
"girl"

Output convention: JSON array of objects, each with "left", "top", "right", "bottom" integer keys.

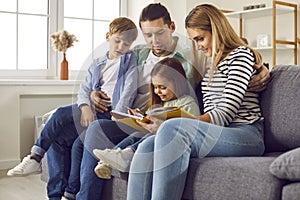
[
  {"left": 93, "top": 57, "right": 200, "bottom": 179},
  {"left": 127, "top": 4, "right": 265, "bottom": 200}
]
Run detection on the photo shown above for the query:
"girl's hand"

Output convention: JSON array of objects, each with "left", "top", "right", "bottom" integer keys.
[
  {"left": 127, "top": 108, "right": 144, "bottom": 117},
  {"left": 136, "top": 116, "right": 164, "bottom": 133},
  {"left": 80, "top": 105, "right": 94, "bottom": 127}
]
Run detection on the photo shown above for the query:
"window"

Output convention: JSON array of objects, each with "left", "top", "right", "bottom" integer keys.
[{"left": 0, "top": 0, "right": 122, "bottom": 79}]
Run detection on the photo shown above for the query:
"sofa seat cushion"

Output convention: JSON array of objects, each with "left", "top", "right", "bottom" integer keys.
[
  {"left": 270, "top": 147, "right": 300, "bottom": 181},
  {"left": 282, "top": 182, "right": 300, "bottom": 200},
  {"left": 182, "top": 156, "right": 287, "bottom": 200}
]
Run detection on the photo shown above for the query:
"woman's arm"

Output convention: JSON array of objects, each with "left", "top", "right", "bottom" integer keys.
[{"left": 205, "top": 47, "right": 255, "bottom": 126}]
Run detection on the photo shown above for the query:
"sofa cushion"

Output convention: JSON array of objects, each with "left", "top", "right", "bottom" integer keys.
[
  {"left": 269, "top": 147, "right": 300, "bottom": 181},
  {"left": 260, "top": 65, "right": 300, "bottom": 152},
  {"left": 282, "top": 182, "right": 300, "bottom": 200},
  {"left": 182, "top": 156, "right": 286, "bottom": 200}
]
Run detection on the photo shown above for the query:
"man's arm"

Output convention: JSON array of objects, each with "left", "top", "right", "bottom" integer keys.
[
  {"left": 90, "top": 90, "right": 111, "bottom": 113},
  {"left": 248, "top": 64, "right": 270, "bottom": 92}
]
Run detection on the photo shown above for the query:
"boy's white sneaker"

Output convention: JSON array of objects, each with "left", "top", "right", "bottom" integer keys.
[
  {"left": 93, "top": 148, "right": 134, "bottom": 172},
  {"left": 7, "top": 155, "right": 41, "bottom": 176}
]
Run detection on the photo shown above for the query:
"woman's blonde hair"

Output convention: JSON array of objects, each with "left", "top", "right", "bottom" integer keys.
[{"left": 185, "top": 4, "right": 262, "bottom": 76}]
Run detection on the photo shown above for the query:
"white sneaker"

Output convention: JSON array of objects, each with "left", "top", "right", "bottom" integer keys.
[
  {"left": 93, "top": 148, "right": 134, "bottom": 172},
  {"left": 7, "top": 155, "right": 41, "bottom": 176},
  {"left": 94, "top": 161, "right": 111, "bottom": 179}
]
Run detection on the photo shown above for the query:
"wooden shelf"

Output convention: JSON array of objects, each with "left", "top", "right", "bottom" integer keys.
[
  {"left": 253, "top": 45, "right": 295, "bottom": 50},
  {"left": 224, "top": 0, "right": 298, "bottom": 65},
  {"left": 224, "top": 7, "right": 292, "bottom": 19}
]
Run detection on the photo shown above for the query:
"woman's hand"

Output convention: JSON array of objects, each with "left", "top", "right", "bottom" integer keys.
[
  {"left": 90, "top": 90, "right": 111, "bottom": 113},
  {"left": 136, "top": 116, "right": 164, "bottom": 133},
  {"left": 249, "top": 64, "right": 270, "bottom": 92},
  {"left": 80, "top": 105, "right": 95, "bottom": 127}
]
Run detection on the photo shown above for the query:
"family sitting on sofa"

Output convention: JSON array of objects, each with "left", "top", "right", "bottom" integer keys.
[{"left": 8, "top": 3, "right": 292, "bottom": 200}]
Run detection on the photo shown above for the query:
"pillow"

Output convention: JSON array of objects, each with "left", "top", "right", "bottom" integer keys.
[{"left": 269, "top": 147, "right": 300, "bottom": 181}]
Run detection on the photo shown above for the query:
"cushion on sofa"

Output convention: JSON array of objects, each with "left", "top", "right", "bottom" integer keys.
[
  {"left": 269, "top": 147, "right": 300, "bottom": 181},
  {"left": 260, "top": 65, "right": 300, "bottom": 152},
  {"left": 282, "top": 182, "right": 300, "bottom": 200}
]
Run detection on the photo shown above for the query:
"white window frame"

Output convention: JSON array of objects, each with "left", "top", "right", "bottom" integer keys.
[{"left": 0, "top": 0, "right": 125, "bottom": 80}]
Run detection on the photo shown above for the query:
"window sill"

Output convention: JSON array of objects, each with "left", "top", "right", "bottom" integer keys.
[{"left": 0, "top": 79, "right": 80, "bottom": 86}]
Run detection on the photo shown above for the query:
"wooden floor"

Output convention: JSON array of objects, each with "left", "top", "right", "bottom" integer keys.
[{"left": 0, "top": 170, "right": 47, "bottom": 200}]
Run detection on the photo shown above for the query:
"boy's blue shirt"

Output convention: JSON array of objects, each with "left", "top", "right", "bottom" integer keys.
[{"left": 77, "top": 50, "right": 138, "bottom": 113}]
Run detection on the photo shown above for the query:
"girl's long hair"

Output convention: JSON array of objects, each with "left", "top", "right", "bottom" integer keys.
[
  {"left": 149, "top": 58, "right": 190, "bottom": 107},
  {"left": 185, "top": 4, "right": 262, "bottom": 78}
]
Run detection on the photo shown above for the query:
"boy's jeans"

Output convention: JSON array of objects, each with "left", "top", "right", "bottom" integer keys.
[{"left": 31, "top": 104, "right": 110, "bottom": 200}]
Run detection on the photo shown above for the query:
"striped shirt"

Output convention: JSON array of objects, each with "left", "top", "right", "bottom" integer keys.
[{"left": 202, "top": 46, "right": 262, "bottom": 126}]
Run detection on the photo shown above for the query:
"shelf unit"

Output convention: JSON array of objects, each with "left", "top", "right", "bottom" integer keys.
[{"left": 224, "top": 0, "right": 298, "bottom": 66}]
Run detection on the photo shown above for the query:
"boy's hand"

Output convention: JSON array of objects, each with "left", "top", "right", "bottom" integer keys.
[
  {"left": 80, "top": 105, "right": 94, "bottom": 127},
  {"left": 90, "top": 90, "right": 111, "bottom": 113},
  {"left": 249, "top": 64, "right": 270, "bottom": 92}
]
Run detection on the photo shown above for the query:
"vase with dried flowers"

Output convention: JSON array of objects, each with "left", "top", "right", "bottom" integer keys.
[{"left": 50, "top": 30, "right": 78, "bottom": 80}]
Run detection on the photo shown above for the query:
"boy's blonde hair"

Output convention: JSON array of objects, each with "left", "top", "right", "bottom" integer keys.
[{"left": 109, "top": 17, "right": 138, "bottom": 42}]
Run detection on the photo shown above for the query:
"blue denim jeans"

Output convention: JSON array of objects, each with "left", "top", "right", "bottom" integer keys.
[
  {"left": 63, "top": 132, "right": 86, "bottom": 200},
  {"left": 127, "top": 118, "right": 265, "bottom": 200},
  {"left": 115, "top": 132, "right": 150, "bottom": 151},
  {"left": 32, "top": 104, "right": 111, "bottom": 200},
  {"left": 76, "top": 119, "right": 139, "bottom": 200}
]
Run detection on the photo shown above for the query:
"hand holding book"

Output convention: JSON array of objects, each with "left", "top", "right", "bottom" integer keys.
[{"left": 110, "top": 106, "right": 196, "bottom": 131}]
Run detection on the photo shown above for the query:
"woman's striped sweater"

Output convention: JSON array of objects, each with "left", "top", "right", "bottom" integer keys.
[{"left": 202, "top": 46, "right": 262, "bottom": 126}]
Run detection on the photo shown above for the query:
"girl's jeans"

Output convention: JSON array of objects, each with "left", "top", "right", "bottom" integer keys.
[
  {"left": 127, "top": 118, "right": 265, "bottom": 200},
  {"left": 115, "top": 132, "right": 151, "bottom": 151},
  {"left": 31, "top": 104, "right": 110, "bottom": 200}
]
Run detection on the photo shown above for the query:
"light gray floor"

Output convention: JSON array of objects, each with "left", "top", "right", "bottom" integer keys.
[{"left": 0, "top": 170, "right": 47, "bottom": 200}]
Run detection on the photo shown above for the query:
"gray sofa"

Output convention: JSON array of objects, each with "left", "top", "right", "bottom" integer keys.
[
  {"left": 41, "top": 65, "right": 300, "bottom": 199},
  {"left": 101, "top": 65, "right": 300, "bottom": 200}
]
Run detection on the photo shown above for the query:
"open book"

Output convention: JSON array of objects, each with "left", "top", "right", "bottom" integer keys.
[{"left": 110, "top": 106, "right": 197, "bottom": 131}]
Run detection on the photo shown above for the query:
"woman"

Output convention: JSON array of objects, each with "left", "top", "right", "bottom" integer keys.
[{"left": 127, "top": 4, "right": 265, "bottom": 200}]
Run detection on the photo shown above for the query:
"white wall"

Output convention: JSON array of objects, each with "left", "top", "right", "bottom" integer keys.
[
  {"left": 126, "top": 0, "right": 154, "bottom": 25},
  {"left": 0, "top": 81, "right": 78, "bottom": 169}
]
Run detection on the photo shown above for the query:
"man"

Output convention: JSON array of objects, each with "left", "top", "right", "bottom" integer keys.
[
  {"left": 76, "top": 3, "right": 270, "bottom": 199},
  {"left": 76, "top": 3, "right": 197, "bottom": 199}
]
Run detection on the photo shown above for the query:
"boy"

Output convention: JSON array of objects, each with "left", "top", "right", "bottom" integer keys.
[{"left": 7, "top": 17, "right": 138, "bottom": 200}]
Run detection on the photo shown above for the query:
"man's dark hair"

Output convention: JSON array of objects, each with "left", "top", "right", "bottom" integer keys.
[{"left": 139, "top": 3, "right": 172, "bottom": 28}]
